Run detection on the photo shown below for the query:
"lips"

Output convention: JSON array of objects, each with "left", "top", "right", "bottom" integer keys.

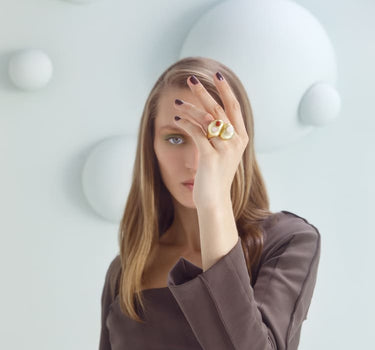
[
  {"left": 183, "top": 182, "right": 194, "bottom": 190},
  {"left": 182, "top": 180, "right": 195, "bottom": 185}
]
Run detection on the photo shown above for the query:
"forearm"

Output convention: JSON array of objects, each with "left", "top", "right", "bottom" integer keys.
[{"left": 197, "top": 196, "right": 240, "bottom": 272}]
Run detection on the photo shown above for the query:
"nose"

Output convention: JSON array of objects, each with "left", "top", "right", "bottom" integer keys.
[{"left": 185, "top": 144, "right": 199, "bottom": 170}]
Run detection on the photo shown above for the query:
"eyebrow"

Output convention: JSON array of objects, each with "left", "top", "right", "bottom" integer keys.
[{"left": 159, "top": 124, "right": 183, "bottom": 132}]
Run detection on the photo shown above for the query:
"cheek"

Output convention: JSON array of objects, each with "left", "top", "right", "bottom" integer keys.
[{"left": 154, "top": 141, "right": 182, "bottom": 175}]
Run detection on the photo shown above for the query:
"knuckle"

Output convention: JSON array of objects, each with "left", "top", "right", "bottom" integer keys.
[
  {"left": 241, "top": 137, "right": 249, "bottom": 149},
  {"left": 185, "top": 103, "right": 193, "bottom": 111},
  {"left": 203, "top": 112, "right": 215, "bottom": 123},
  {"left": 213, "top": 104, "right": 224, "bottom": 116},
  {"left": 231, "top": 99, "right": 241, "bottom": 111},
  {"left": 240, "top": 132, "right": 249, "bottom": 142}
]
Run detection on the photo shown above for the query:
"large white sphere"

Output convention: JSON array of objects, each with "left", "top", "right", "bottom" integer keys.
[
  {"left": 8, "top": 49, "right": 53, "bottom": 91},
  {"left": 180, "top": 0, "right": 340, "bottom": 153},
  {"left": 82, "top": 135, "right": 137, "bottom": 223}
]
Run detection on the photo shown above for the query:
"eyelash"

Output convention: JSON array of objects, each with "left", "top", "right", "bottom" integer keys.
[{"left": 165, "top": 135, "right": 185, "bottom": 145}]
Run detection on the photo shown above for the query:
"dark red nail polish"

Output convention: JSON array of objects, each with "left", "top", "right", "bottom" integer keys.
[
  {"left": 175, "top": 99, "right": 183, "bottom": 105},
  {"left": 174, "top": 116, "right": 181, "bottom": 121},
  {"left": 216, "top": 72, "right": 224, "bottom": 81},
  {"left": 190, "top": 75, "right": 199, "bottom": 85}
]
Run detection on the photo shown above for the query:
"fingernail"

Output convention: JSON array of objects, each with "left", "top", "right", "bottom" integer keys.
[
  {"left": 174, "top": 116, "right": 181, "bottom": 121},
  {"left": 190, "top": 75, "right": 199, "bottom": 85},
  {"left": 216, "top": 72, "right": 224, "bottom": 81},
  {"left": 175, "top": 99, "right": 183, "bottom": 105}
]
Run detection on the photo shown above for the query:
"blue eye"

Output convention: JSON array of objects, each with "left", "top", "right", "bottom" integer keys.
[{"left": 166, "top": 135, "right": 185, "bottom": 145}]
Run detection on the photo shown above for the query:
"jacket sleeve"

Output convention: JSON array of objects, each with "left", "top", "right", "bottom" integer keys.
[
  {"left": 99, "top": 255, "right": 120, "bottom": 350},
  {"left": 166, "top": 218, "right": 321, "bottom": 350}
]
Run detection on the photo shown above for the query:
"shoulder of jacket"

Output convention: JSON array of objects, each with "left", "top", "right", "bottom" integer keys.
[
  {"left": 262, "top": 210, "right": 320, "bottom": 249},
  {"left": 280, "top": 210, "right": 321, "bottom": 239}
]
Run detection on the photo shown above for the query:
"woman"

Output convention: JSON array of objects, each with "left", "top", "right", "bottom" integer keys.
[{"left": 99, "top": 56, "right": 321, "bottom": 350}]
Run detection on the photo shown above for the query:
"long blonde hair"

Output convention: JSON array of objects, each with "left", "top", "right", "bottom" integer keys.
[{"left": 112, "top": 56, "right": 273, "bottom": 323}]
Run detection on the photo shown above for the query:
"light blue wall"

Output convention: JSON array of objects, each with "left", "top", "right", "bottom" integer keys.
[{"left": 0, "top": 0, "right": 373, "bottom": 349}]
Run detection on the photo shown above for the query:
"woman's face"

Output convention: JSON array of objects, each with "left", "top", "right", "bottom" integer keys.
[{"left": 154, "top": 87, "right": 206, "bottom": 208}]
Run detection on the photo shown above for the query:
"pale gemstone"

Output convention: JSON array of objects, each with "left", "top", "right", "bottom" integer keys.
[{"left": 223, "top": 125, "right": 234, "bottom": 137}]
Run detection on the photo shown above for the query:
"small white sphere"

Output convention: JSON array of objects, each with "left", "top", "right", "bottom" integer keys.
[
  {"left": 299, "top": 82, "right": 342, "bottom": 126},
  {"left": 8, "top": 49, "right": 53, "bottom": 91}
]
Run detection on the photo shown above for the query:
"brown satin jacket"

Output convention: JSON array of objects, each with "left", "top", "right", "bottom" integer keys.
[{"left": 99, "top": 210, "right": 321, "bottom": 350}]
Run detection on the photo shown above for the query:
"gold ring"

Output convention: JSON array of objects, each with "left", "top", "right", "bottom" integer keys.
[{"left": 207, "top": 119, "right": 234, "bottom": 140}]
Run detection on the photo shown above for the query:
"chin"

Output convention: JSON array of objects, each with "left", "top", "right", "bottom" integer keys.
[
  {"left": 179, "top": 198, "right": 197, "bottom": 209},
  {"left": 185, "top": 202, "right": 197, "bottom": 209}
]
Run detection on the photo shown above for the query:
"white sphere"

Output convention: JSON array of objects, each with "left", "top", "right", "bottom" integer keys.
[
  {"left": 8, "top": 49, "right": 53, "bottom": 91},
  {"left": 179, "top": 0, "right": 340, "bottom": 153},
  {"left": 82, "top": 135, "right": 137, "bottom": 223},
  {"left": 299, "top": 82, "right": 342, "bottom": 126}
]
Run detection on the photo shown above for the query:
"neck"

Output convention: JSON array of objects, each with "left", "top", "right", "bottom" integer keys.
[{"left": 161, "top": 199, "right": 201, "bottom": 253}]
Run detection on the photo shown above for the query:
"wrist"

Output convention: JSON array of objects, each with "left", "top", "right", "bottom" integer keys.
[{"left": 195, "top": 193, "right": 232, "bottom": 212}]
